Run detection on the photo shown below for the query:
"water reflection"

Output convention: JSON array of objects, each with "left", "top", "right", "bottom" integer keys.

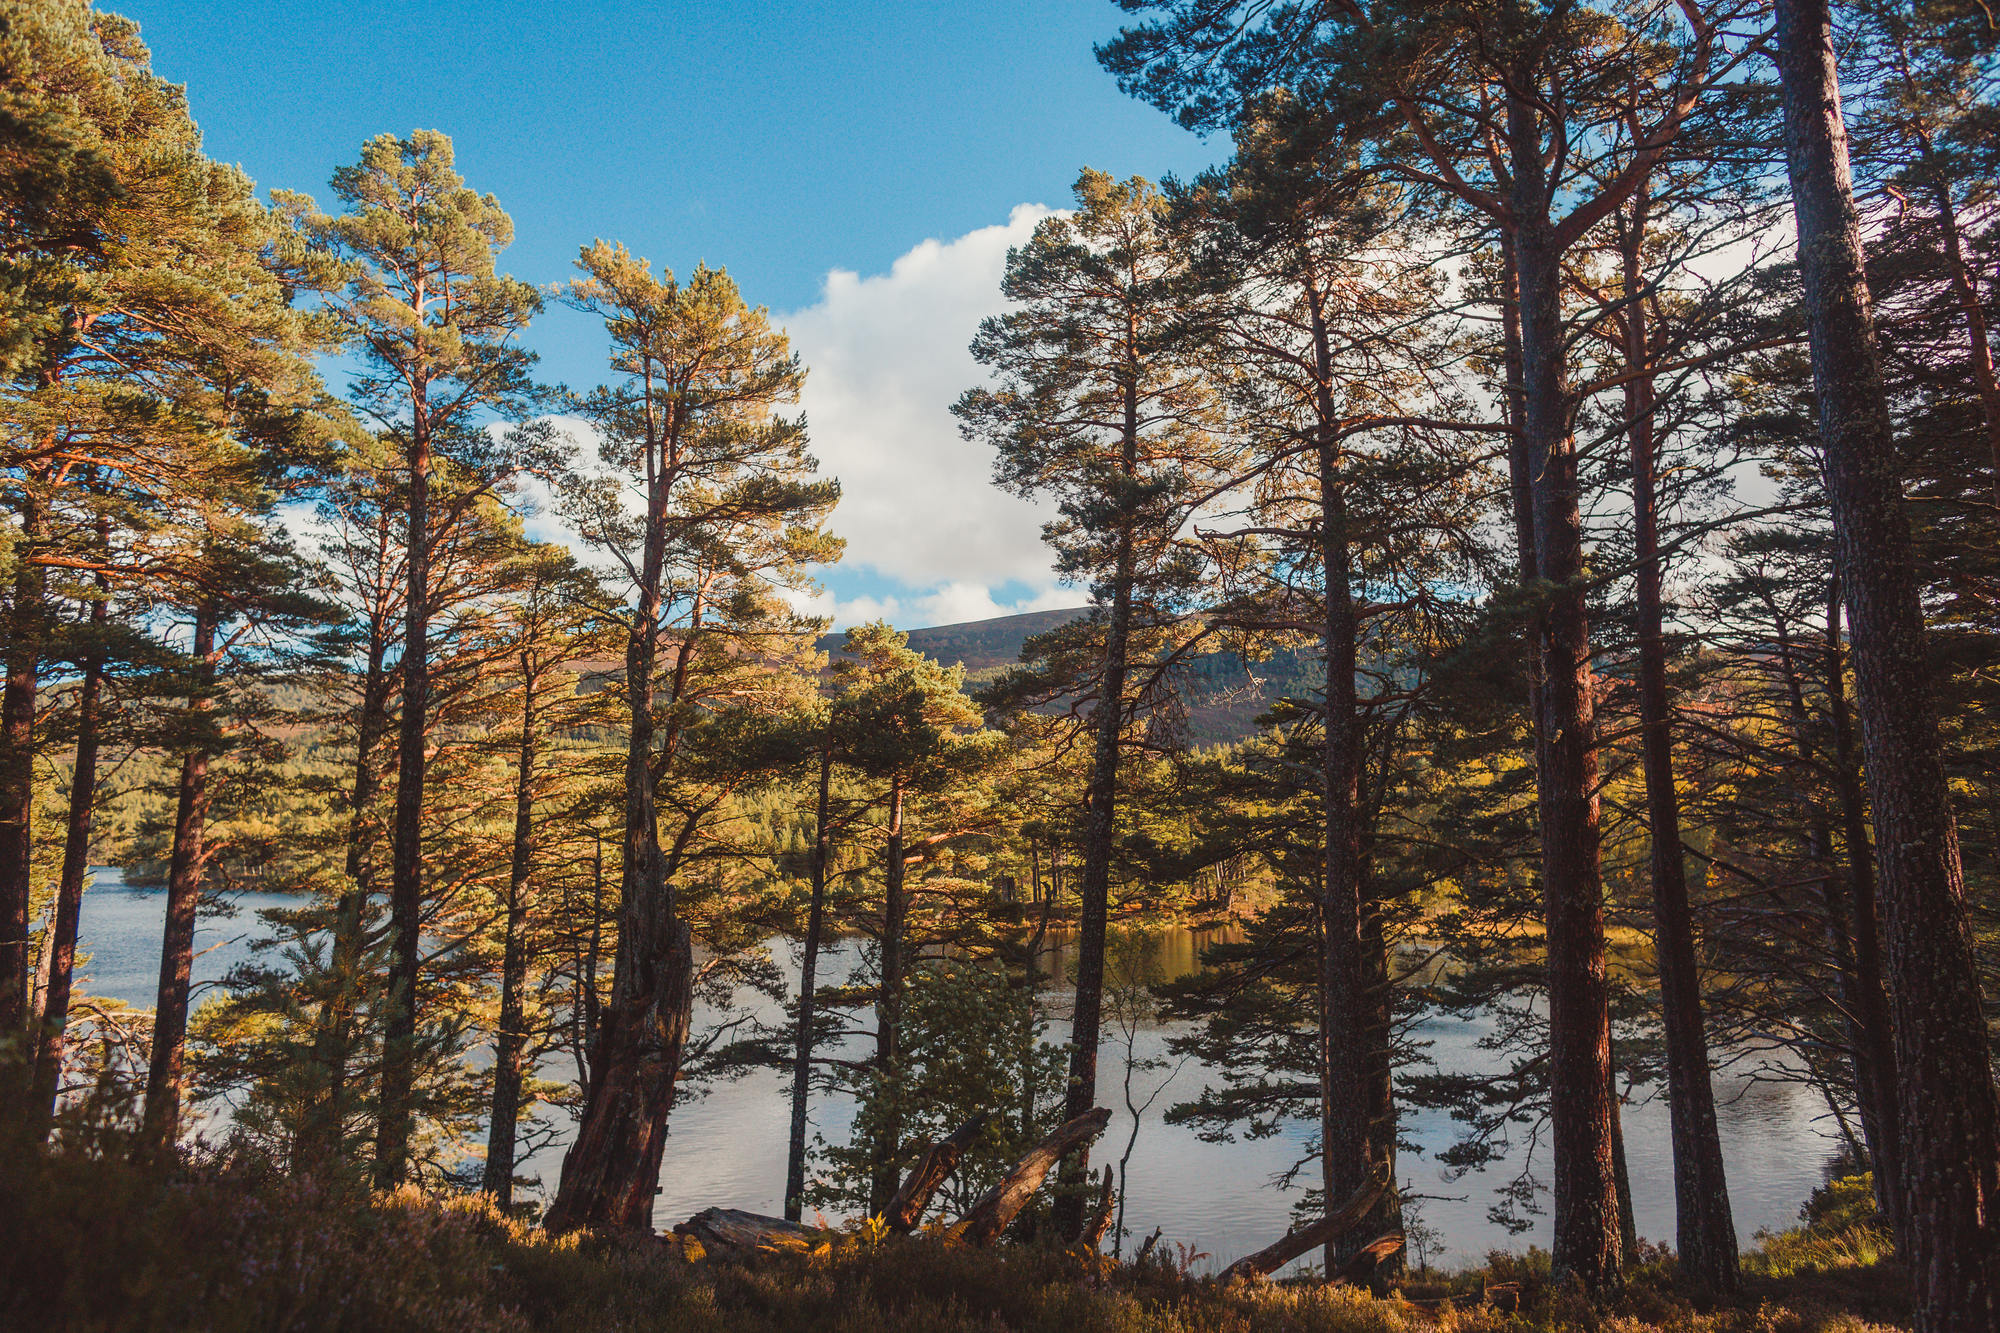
[{"left": 75, "top": 885, "right": 1835, "bottom": 1274}]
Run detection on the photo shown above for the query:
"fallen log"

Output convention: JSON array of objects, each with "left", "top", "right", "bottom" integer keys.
[
  {"left": 675, "top": 1207, "right": 827, "bottom": 1254},
  {"left": 950, "top": 1107, "right": 1111, "bottom": 1246},
  {"left": 1216, "top": 1169, "right": 1390, "bottom": 1283},
  {"left": 884, "top": 1111, "right": 991, "bottom": 1233}
]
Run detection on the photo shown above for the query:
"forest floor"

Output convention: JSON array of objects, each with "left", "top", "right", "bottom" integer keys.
[{"left": 2, "top": 1133, "right": 1910, "bottom": 1333}]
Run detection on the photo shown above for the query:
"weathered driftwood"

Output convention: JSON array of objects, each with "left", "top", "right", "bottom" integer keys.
[
  {"left": 950, "top": 1107, "right": 1112, "bottom": 1246},
  {"left": 1080, "top": 1168, "right": 1116, "bottom": 1250},
  {"left": 675, "top": 1207, "right": 827, "bottom": 1254},
  {"left": 884, "top": 1111, "right": 991, "bottom": 1233},
  {"left": 1216, "top": 1170, "right": 1390, "bottom": 1282}
]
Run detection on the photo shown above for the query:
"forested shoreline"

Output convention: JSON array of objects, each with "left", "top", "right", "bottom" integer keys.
[{"left": 4, "top": 1, "right": 1998, "bottom": 1329}]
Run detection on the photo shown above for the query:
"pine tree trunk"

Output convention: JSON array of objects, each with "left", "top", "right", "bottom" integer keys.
[
  {"left": 545, "top": 459, "right": 693, "bottom": 1233},
  {"left": 544, "top": 917, "right": 691, "bottom": 1231},
  {"left": 1511, "top": 101, "right": 1622, "bottom": 1283},
  {"left": 483, "top": 661, "right": 539, "bottom": 1207},
  {"left": 0, "top": 496, "right": 45, "bottom": 1047},
  {"left": 1608, "top": 1041, "right": 1639, "bottom": 1262},
  {"left": 870, "top": 774, "right": 909, "bottom": 1215},
  {"left": 376, "top": 417, "right": 433, "bottom": 1187},
  {"left": 1359, "top": 899, "right": 1401, "bottom": 1270},
  {"left": 785, "top": 740, "right": 834, "bottom": 1221},
  {"left": 1307, "top": 274, "right": 1398, "bottom": 1275},
  {"left": 143, "top": 607, "right": 216, "bottom": 1152},
  {"left": 1051, "top": 404, "right": 1139, "bottom": 1240},
  {"left": 1775, "top": 3, "right": 2000, "bottom": 1325},
  {"left": 299, "top": 627, "right": 392, "bottom": 1172},
  {"left": 1505, "top": 231, "right": 1620, "bottom": 1280},
  {"left": 31, "top": 579, "right": 106, "bottom": 1131},
  {"left": 1769, "top": 590, "right": 1901, "bottom": 1219},
  {"left": 303, "top": 509, "right": 397, "bottom": 1170},
  {"left": 1620, "top": 218, "right": 1738, "bottom": 1290},
  {"left": 578, "top": 834, "right": 604, "bottom": 1095},
  {"left": 1498, "top": 237, "right": 1538, "bottom": 592},
  {"left": 1820, "top": 583, "right": 1902, "bottom": 1222}
]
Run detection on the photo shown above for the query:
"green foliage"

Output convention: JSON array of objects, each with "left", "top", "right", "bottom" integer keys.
[
  {"left": 812, "top": 960, "right": 1066, "bottom": 1222},
  {"left": 1744, "top": 1175, "right": 1894, "bottom": 1282},
  {"left": 279, "top": 129, "right": 546, "bottom": 448}
]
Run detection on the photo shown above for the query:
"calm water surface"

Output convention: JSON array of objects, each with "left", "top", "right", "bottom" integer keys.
[
  {"left": 79, "top": 876, "right": 1835, "bottom": 1273},
  {"left": 72, "top": 866, "right": 297, "bottom": 1013}
]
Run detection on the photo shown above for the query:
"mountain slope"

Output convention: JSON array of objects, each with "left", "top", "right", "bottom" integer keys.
[{"left": 824, "top": 606, "right": 1320, "bottom": 746}]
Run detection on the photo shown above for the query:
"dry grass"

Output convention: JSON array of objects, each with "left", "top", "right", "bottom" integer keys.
[{"left": 0, "top": 1131, "right": 1909, "bottom": 1333}]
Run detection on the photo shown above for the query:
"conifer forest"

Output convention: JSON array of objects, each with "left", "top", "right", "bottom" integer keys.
[{"left": 5, "top": 2, "right": 2000, "bottom": 1329}]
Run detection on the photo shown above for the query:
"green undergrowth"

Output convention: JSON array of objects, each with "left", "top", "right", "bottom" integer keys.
[
  {"left": 1736, "top": 1173, "right": 1904, "bottom": 1326},
  {"left": 1, "top": 1137, "right": 1909, "bottom": 1333}
]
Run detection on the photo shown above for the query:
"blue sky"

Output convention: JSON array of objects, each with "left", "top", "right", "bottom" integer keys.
[{"left": 122, "top": 1, "right": 1219, "bottom": 626}]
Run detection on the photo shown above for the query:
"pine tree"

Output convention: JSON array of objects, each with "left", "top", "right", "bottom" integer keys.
[
  {"left": 1772, "top": 1, "right": 2000, "bottom": 1322},
  {"left": 474, "top": 542, "right": 614, "bottom": 1208},
  {"left": 281, "top": 131, "right": 544, "bottom": 1185},
  {"left": 1101, "top": 2, "right": 1758, "bottom": 1283},
  {"left": 1180, "top": 103, "right": 1494, "bottom": 1275},
  {"left": 141, "top": 448, "right": 340, "bottom": 1150},
  {"left": 828, "top": 622, "right": 999, "bottom": 1214},
  {"left": 956, "top": 170, "right": 1220, "bottom": 1237},
  {"left": 2, "top": 3, "right": 325, "bottom": 1061},
  {"left": 545, "top": 243, "right": 838, "bottom": 1231}
]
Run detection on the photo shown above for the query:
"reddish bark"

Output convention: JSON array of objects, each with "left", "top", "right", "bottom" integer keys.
[
  {"left": 0, "top": 499, "right": 45, "bottom": 1045},
  {"left": 142, "top": 607, "right": 217, "bottom": 1152},
  {"left": 1514, "top": 172, "right": 1622, "bottom": 1286},
  {"left": 31, "top": 576, "right": 107, "bottom": 1131},
  {"left": 375, "top": 394, "right": 433, "bottom": 1187}
]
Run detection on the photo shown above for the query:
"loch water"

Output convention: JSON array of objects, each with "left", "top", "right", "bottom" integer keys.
[{"left": 77, "top": 872, "right": 1836, "bottom": 1274}]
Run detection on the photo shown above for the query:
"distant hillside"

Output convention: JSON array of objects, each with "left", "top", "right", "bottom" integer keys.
[
  {"left": 825, "top": 606, "right": 1322, "bottom": 747},
  {"left": 905, "top": 606, "right": 1090, "bottom": 673}
]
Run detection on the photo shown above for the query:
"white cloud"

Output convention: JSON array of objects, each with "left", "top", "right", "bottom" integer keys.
[
  {"left": 381, "top": 213, "right": 1081, "bottom": 634},
  {"left": 790, "top": 579, "right": 1081, "bottom": 633},
  {"left": 779, "top": 204, "right": 1070, "bottom": 620}
]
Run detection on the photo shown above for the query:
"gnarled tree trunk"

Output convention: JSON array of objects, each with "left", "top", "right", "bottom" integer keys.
[
  {"left": 545, "top": 467, "right": 694, "bottom": 1233},
  {"left": 954, "top": 1107, "right": 1111, "bottom": 1246}
]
